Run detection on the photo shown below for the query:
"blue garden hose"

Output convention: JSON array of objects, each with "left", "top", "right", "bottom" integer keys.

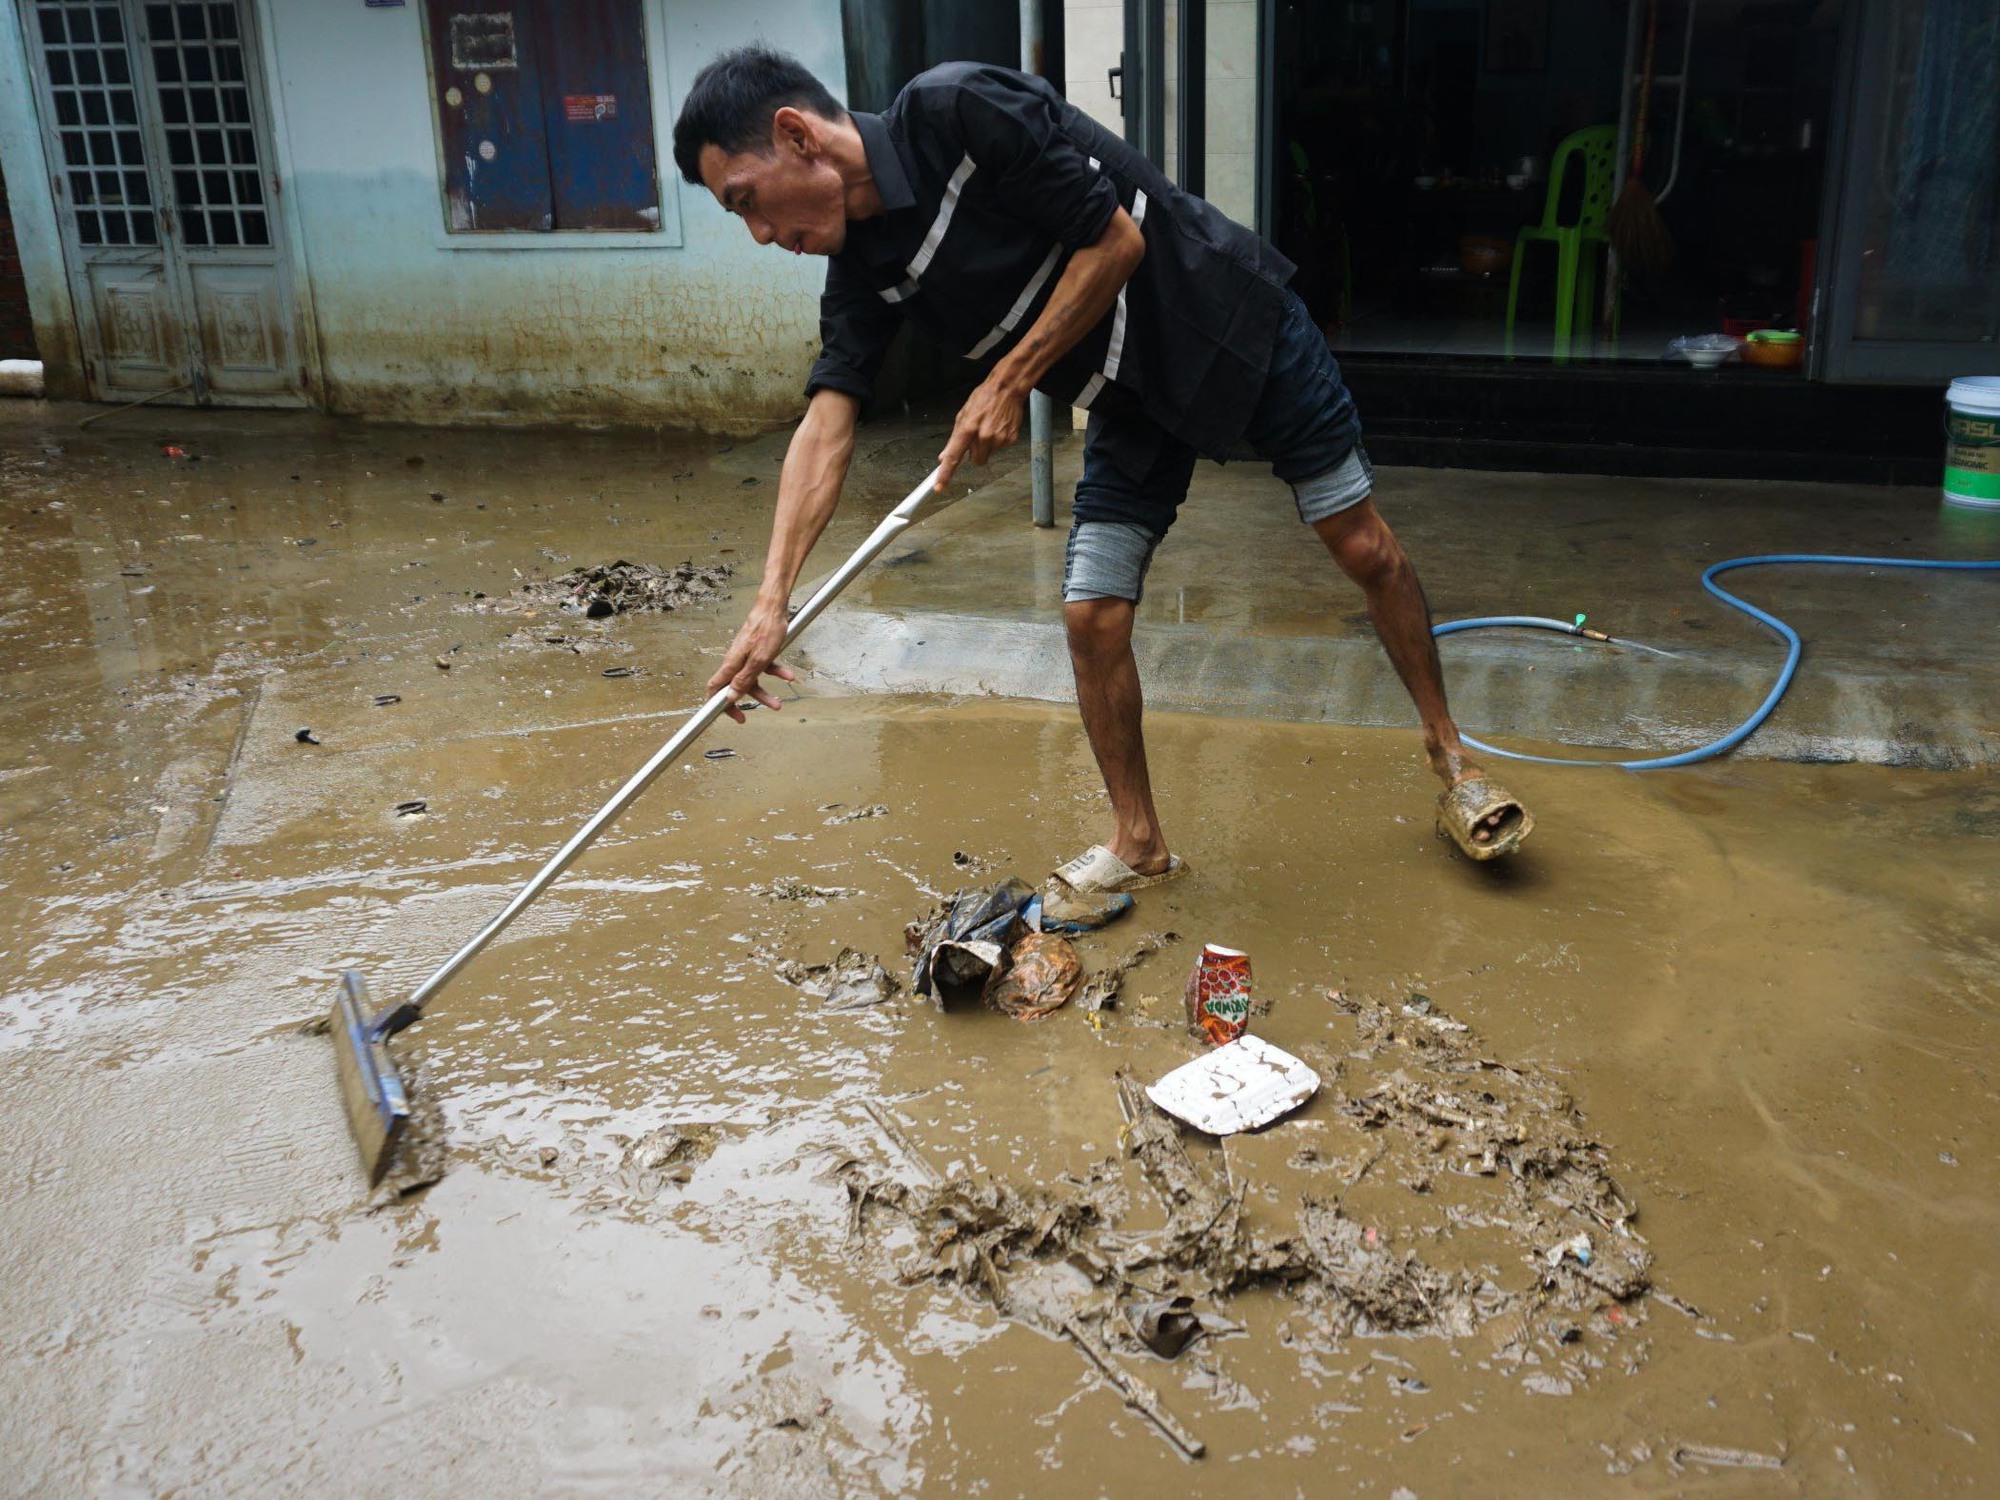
[{"left": 1432, "top": 554, "right": 2000, "bottom": 770}]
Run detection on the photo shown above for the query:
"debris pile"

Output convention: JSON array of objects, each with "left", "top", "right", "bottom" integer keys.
[
  {"left": 903, "top": 878, "right": 1083, "bottom": 1018},
  {"left": 518, "top": 559, "right": 733, "bottom": 618},
  {"left": 832, "top": 986, "right": 1664, "bottom": 1437}
]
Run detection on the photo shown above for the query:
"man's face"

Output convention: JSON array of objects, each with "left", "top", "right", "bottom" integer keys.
[{"left": 699, "top": 108, "right": 848, "bottom": 257}]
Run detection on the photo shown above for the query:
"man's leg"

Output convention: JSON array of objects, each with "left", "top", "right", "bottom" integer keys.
[
  {"left": 1311, "top": 498, "right": 1475, "bottom": 786},
  {"left": 1057, "top": 414, "right": 1196, "bottom": 882},
  {"left": 1310, "top": 491, "right": 1518, "bottom": 846},
  {"left": 1065, "top": 594, "right": 1171, "bottom": 875},
  {"left": 1240, "top": 292, "right": 1529, "bottom": 852}
]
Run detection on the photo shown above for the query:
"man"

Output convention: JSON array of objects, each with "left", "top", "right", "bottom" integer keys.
[{"left": 671, "top": 48, "right": 1531, "bottom": 903}]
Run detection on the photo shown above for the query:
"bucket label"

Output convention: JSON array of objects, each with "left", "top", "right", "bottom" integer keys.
[{"left": 1947, "top": 411, "right": 2000, "bottom": 469}]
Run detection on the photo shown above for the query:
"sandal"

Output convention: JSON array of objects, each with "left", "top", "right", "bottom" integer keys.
[
  {"left": 1435, "top": 779, "right": 1534, "bottom": 862},
  {"left": 1037, "top": 845, "right": 1185, "bottom": 933},
  {"left": 1050, "top": 844, "right": 1188, "bottom": 895}
]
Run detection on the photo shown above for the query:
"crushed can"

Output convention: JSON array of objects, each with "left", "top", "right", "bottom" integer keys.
[{"left": 1184, "top": 944, "right": 1252, "bottom": 1045}]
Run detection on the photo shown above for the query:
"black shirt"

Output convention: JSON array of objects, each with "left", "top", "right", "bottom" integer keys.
[{"left": 805, "top": 63, "right": 1300, "bottom": 475}]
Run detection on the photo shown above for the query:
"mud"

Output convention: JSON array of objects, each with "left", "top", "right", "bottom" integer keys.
[
  {"left": 3, "top": 402, "right": 1999, "bottom": 1494},
  {"left": 1079, "top": 930, "right": 1181, "bottom": 1011},
  {"left": 831, "top": 987, "right": 1655, "bottom": 1457}
]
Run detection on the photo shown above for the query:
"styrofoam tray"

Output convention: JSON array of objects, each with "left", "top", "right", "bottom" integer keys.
[{"left": 1144, "top": 1034, "right": 1321, "bottom": 1136}]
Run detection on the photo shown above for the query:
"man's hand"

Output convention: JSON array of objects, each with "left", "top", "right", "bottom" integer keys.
[
  {"left": 707, "top": 598, "right": 796, "bottom": 724},
  {"left": 935, "top": 373, "right": 1027, "bottom": 491}
]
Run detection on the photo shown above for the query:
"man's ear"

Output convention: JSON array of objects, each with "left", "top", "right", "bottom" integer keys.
[{"left": 771, "top": 105, "right": 817, "bottom": 159}]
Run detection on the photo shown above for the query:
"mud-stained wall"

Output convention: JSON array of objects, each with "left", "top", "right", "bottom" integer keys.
[
  {"left": 0, "top": 8, "right": 83, "bottom": 395},
  {"left": 262, "top": 0, "right": 843, "bottom": 432}
]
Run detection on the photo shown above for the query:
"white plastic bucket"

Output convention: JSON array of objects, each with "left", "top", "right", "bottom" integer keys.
[{"left": 1943, "top": 376, "right": 2000, "bottom": 510}]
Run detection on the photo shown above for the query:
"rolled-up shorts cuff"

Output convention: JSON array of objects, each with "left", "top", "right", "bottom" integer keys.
[
  {"left": 1062, "top": 519, "right": 1162, "bottom": 603},
  {"left": 1291, "top": 443, "right": 1374, "bottom": 525}
]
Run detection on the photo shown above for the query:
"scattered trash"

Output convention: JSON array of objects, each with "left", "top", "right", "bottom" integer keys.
[
  {"left": 775, "top": 947, "right": 898, "bottom": 1009},
  {"left": 1547, "top": 1231, "right": 1594, "bottom": 1268},
  {"left": 161, "top": 444, "right": 187, "bottom": 459},
  {"left": 983, "top": 931, "right": 1082, "bottom": 1020},
  {"left": 428, "top": 490, "right": 446, "bottom": 502},
  {"left": 371, "top": 693, "right": 401, "bottom": 707},
  {"left": 1184, "top": 944, "right": 1253, "bottom": 1044},
  {"left": 616, "top": 1124, "right": 716, "bottom": 1186},
  {"left": 702, "top": 747, "right": 736, "bottom": 760},
  {"left": 394, "top": 799, "right": 428, "bottom": 817},
  {"left": 601, "top": 665, "right": 637, "bottom": 678},
  {"left": 1125, "top": 1296, "right": 1208, "bottom": 1359},
  {"left": 905, "top": 878, "right": 1035, "bottom": 1005},
  {"left": 1059, "top": 1312, "right": 1206, "bottom": 1459},
  {"left": 1079, "top": 931, "right": 1180, "bottom": 1012},
  {"left": 1670, "top": 1443, "right": 1784, "bottom": 1472},
  {"left": 825, "top": 803, "right": 888, "bottom": 825},
  {"left": 517, "top": 559, "right": 733, "bottom": 618},
  {"left": 434, "top": 645, "right": 460, "bottom": 670},
  {"left": 761, "top": 878, "right": 851, "bottom": 904},
  {"left": 826, "top": 984, "right": 1664, "bottom": 1445},
  {"left": 293, "top": 727, "right": 320, "bottom": 745},
  {"left": 1145, "top": 1034, "right": 1321, "bottom": 1135}
]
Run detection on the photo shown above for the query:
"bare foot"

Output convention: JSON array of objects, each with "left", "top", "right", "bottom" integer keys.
[{"left": 1102, "top": 833, "right": 1174, "bottom": 877}]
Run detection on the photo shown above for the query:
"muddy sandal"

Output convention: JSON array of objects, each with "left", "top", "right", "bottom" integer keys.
[
  {"left": 1050, "top": 844, "right": 1187, "bottom": 895},
  {"left": 1435, "top": 779, "right": 1534, "bottom": 862},
  {"left": 1038, "top": 845, "right": 1186, "bottom": 933}
]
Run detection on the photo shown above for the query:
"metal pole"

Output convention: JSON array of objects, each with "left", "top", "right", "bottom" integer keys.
[{"left": 1022, "top": 0, "right": 1056, "bottom": 527}]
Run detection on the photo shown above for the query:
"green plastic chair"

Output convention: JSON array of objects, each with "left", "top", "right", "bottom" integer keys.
[{"left": 1504, "top": 125, "right": 1618, "bottom": 361}]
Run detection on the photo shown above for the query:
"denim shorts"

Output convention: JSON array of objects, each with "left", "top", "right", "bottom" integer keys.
[{"left": 1064, "top": 290, "right": 1370, "bottom": 604}]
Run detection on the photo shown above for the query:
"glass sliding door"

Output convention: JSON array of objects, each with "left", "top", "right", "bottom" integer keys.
[{"left": 1816, "top": 0, "right": 2000, "bottom": 382}]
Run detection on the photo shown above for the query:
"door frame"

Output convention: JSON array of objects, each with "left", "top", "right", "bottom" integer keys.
[{"left": 16, "top": 0, "right": 310, "bottom": 406}]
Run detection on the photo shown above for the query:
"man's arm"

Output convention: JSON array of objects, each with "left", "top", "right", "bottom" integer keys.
[
  {"left": 933, "top": 206, "right": 1145, "bottom": 491},
  {"left": 706, "top": 387, "right": 861, "bottom": 723}
]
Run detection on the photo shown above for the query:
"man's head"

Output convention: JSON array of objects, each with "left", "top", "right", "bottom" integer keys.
[{"left": 673, "top": 47, "right": 854, "bottom": 257}]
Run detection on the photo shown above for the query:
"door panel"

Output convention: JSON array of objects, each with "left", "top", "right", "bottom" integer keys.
[
  {"left": 186, "top": 262, "right": 287, "bottom": 391},
  {"left": 87, "top": 258, "right": 183, "bottom": 386},
  {"left": 28, "top": 0, "right": 188, "bottom": 398},
  {"left": 137, "top": 0, "right": 297, "bottom": 399}
]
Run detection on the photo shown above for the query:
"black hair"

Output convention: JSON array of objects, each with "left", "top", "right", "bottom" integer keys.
[{"left": 672, "top": 46, "right": 846, "bottom": 186}]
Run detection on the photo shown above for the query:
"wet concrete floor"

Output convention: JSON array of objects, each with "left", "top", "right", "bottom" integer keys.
[{"left": 2, "top": 403, "right": 1997, "bottom": 1493}]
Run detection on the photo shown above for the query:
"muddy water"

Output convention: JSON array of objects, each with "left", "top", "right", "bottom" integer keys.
[{"left": 2, "top": 406, "right": 1997, "bottom": 1494}]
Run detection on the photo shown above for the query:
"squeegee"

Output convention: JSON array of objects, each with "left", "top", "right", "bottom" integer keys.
[{"left": 334, "top": 467, "right": 952, "bottom": 1183}]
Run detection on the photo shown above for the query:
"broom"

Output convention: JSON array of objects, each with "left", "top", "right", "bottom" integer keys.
[{"left": 1608, "top": 0, "right": 1674, "bottom": 276}]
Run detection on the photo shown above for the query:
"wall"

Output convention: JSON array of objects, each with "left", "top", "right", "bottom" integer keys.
[
  {"left": 254, "top": 0, "right": 843, "bottom": 430},
  {"left": 0, "top": 5, "right": 83, "bottom": 392},
  {"left": 0, "top": 159, "right": 34, "bottom": 360}
]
